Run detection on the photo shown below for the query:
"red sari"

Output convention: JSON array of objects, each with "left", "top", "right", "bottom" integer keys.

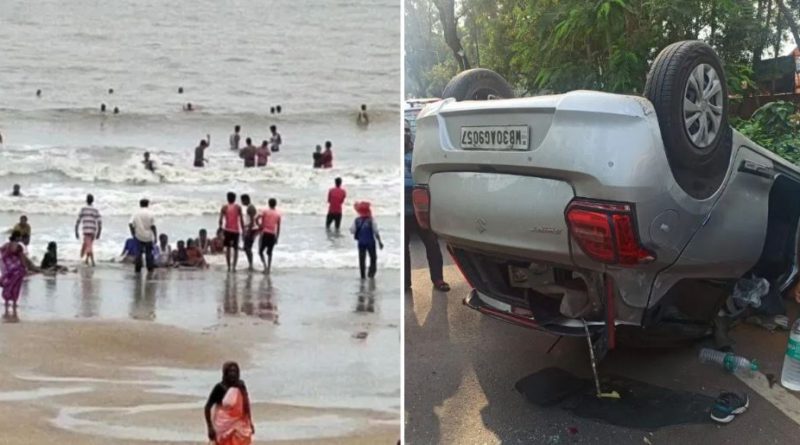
[{"left": 212, "top": 387, "right": 253, "bottom": 445}]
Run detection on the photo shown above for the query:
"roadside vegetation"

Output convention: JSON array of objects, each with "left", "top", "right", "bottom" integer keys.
[{"left": 406, "top": 0, "right": 800, "bottom": 160}]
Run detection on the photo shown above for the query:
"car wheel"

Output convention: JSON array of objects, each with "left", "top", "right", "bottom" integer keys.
[
  {"left": 644, "top": 40, "right": 733, "bottom": 200},
  {"left": 442, "top": 68, "right": 514, "bottom": 101}
]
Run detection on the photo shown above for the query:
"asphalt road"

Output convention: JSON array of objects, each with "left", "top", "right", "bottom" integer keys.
[{"left": 405, "top": 238, "right": 800, "bottom": 444}]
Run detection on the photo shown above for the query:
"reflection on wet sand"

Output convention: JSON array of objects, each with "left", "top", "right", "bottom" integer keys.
[
  {"left": 78, "top": 268, "right": 99, "bottom": 318},
  {"left": 130, "top": 275, "right": 157, "bottom": 321},
  {"left": 0, "top": 268, "right": 400, "bottom": 443},
  {"left": 356, "top": 279, "right": 376, "bottom": 313}
]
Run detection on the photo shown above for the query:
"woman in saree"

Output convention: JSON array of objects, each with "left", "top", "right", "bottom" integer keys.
[
  {"left": 1, "top": 230, "right": 31, "bottom": 318},
  {"left": 205, "top": 361, "right": 254, "bottom": 445}
]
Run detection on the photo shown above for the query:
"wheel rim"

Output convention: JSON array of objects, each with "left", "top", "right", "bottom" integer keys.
[
  {"left": 472, "top": 87, "right": 501, "bottom": 100},
  {"left": 683, "top": 63, "right": 724, "bottom": 148}
]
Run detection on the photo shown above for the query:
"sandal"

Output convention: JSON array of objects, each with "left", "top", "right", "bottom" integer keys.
[{"left": 434, "top": 280, "right": 450, "bottom": 292}]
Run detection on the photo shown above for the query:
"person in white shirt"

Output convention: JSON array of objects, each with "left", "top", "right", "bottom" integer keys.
[{"left": 129, "top": 198, "right": 158, "bottom": 273}]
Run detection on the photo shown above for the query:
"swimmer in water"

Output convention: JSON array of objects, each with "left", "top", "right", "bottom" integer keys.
[
  {"left": 230, "top": 125, "right": 241, "bottom": 151},
  {"left": 143, "top": 152, "right": 156, "bottom": 172},
  {"left": 0, "top": 131, "right": 4, "bottom": 145},
  {"left": 113, "top": 106, "right": 120, "bottom": 114},
  {"left": 270, "top": 107, "right": 275, "bottom": 114},
  {"left": 321, "top": 141, "right": 334, "bottom": 168},
  {"left": 36, "top": 89, "right": 42, "bottom": 97},
  {"left": 269, "top": 126, "right": 282, "bottom": 152},
  {"left": 357, "top": 104, "right": 369, "bottom": 126},
  {"left": 184, "top": 102, "right": 194, "bottom": 111},
  {"left": 194, "top": 134, "right": 211, "bottom": 167},
  {"left": 11, "top": 184, "right": 21, "bottom": 197},
  {"left": 240, "top": 138, "right": 257, "bottom": 168},
  {"left": 178, "top": 86, "right": 184, "bottom": 94},
  {"left": 276, "top": 105, "right": 282, "bottom": 114},
  {"left": 256, "top": 141, "right": 270, "bottom": 167},
  {"left": 312, "top": 145, "right": 322, "bottom": 168},
  {"left": 108, "top": 88, "right": 114, "bottom": 94},
  {"left": 100, "top": 103, "right": 107, "bottom": 112}
]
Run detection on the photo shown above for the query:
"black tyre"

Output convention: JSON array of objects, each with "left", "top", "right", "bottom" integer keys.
[
  {"left": 644, "top": 40, "right": 732, "bottom": 200},
  {"left": 442, "top": 68, "right": 514, "bottom": 101}
]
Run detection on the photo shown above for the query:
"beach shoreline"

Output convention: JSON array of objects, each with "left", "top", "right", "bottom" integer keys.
[{"left": 0, "top": 268, "right": 400, "bottom": 443}]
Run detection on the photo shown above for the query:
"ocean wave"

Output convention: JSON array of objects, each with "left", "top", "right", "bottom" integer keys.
[
  {"left": 28, "top": 245, "right": 401, "bottom": 271},
  {"left": 0, "top": 147, "right": 400, "bottom": 188},
  {"left": 0, "top": 194, "right": 400, "bottom": 217},
  {"left": 0, "top": 105, "right": 399, "bottom": 126}
]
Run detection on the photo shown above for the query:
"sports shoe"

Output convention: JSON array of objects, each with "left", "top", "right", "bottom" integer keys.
[{"left": 710, "top": 392, "right": 749, "bottom": 424}]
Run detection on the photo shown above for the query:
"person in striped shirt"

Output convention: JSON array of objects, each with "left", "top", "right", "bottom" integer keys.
[{"left": 75, "top": 194, "right": 102, "bottom": 266}]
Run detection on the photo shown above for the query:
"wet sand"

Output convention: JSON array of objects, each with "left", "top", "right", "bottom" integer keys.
[{"left": 0, "top": 267, "right": 400, "bottom": 444}]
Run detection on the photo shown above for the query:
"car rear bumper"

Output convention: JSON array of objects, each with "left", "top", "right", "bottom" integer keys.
[{"left": 463, "top": 288, "right": 605, "bottom": 337}]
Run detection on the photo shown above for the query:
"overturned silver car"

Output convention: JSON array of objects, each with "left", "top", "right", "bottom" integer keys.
[{"left": 411, "top": 40, "right": 800, "bottom": 353}]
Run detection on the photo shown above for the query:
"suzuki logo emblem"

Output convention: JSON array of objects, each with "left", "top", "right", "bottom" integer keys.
[{"left": 476, "top": 218, "right": 487, "bottom": 233}]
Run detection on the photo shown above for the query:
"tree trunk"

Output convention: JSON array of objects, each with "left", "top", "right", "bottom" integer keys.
[
  {"left": 433, "top": 0, "right": 470, "bottom": 70},
  {"left": 775, "top": 0, "right": 800, "bottom": 54},
  {"left": 471, "top": 13, "right": 480, "bottom": 67},
  {"left": 753, "top": 0, "right": 766, "bottom": 64}
]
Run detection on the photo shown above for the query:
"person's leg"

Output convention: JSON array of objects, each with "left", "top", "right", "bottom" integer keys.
[
  {"left": 244, "top": 234, "right": 254, "bottom": 270},
  {"left": 325, "top": 213, "right": 333, "bottom": 230},
  {"left": 267, "top": 237, "right": 275, "bottom": 272},
  {"left": 224, "top": 233, "right": 232, "bottom": 271},
  {"left": 134, "top": 240, "right": 143, "bottom": 273},
  {"left": 419, "top": 227, "right": 444, "bottom": 283},
  {"left": 144, "top": 242, "right": 154, "bottom": 272},
  {"left": 334, "top": 214, "right": 342, "bottom": 231},
  {"left": 258, "top": 235, "right": 267, "bottom": 270},
  {"left": 358, "top": 246, "right": 367, "bottom": 279},
  {"left": 232, "top": 234, "right": 239, "bottom": 271},
  {"left": 368, "top": 244, "right": 377, "bottom": 278},
  {"left": 404, "top": 217, "right": 413, "bottom": 288},
  {"left": 86, "top": 235, "right": 95, "bottom": 267}
]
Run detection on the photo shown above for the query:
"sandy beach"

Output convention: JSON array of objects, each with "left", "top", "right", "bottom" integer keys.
[{"left": 0, "top": 267, "right": 400, "bottom": 444}]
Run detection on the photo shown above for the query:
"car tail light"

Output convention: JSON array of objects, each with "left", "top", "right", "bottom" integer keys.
[
  {"left": 412, "top": 186, "right": 431, "bottom": 229},
  {"left": 565, "top": 200, "right": 655, "bottom": 266}
]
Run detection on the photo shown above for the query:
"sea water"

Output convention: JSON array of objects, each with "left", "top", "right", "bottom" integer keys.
[{"left": 0, "top": 0, "right": 401, "bottom": 270}]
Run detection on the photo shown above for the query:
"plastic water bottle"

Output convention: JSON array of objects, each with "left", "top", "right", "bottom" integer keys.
[
  {"left": 699, "top": 348, "right": 759, "bottom": 376},
  {"left": 781, "top": 318, "right": 800, "bottom": 391}
]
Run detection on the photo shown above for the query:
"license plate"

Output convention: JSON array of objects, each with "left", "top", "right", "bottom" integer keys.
[{"left": 460, "top": 125, "right": 529, "bottom": 150}]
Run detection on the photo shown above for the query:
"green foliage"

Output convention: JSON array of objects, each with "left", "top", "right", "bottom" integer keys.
[
  {"left": 735, "top": 101, "right": 800, "bottom": 164},
  {"left": 405, "top": 0, "right": 798, "bottom": 98}
]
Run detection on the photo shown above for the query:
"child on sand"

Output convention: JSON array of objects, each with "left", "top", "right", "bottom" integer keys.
[
  {"left": 183, "top": 239, "right": 208, "bottom": 268},
  {"left": 120, "top": 237, "right": 140, "bottom": 264},
  {"left": 40, "top": 242, "right": 68, "bottom": 274},
  {"left": 171, "top": 240, "right": 188, "bottom": 265},
  {"left": 350, "top": 201, "right": 383, "bottom": 279},
  {"left": 154, "top": 234, "right": 173, "bottom": 268},
  {"left": 210, "top": 229, "right": 225, "bottom": 254}
]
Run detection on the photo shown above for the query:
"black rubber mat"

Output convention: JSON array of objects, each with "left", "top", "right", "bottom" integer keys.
[
  {"left": 517, "top": 368, "right": 715, "bottom": 429},
  {"left": 514, "top": 367, "right": 590, "bottom": 407}
]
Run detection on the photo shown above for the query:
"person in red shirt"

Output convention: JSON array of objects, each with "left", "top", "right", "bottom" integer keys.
[
  {"left": 321, "top": 141, "right": 333, "bottom": 168},
  {"left": 326, "top": 177, "right": 346, "bottom": 231},
  {"left": 218, "top": 192, "right": 245, "bottom": 272}
]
